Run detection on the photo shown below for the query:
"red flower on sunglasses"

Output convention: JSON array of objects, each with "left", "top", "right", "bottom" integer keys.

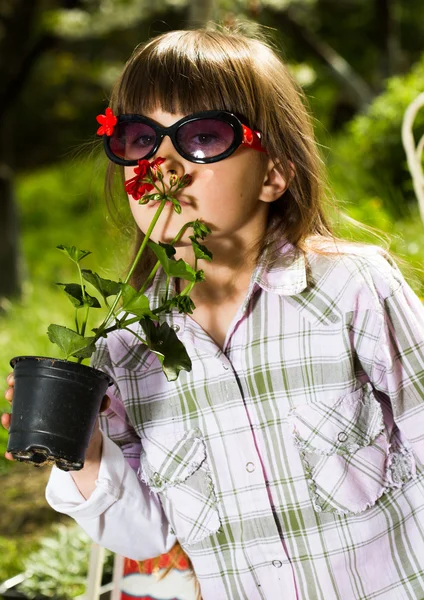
[{"left": 96, "top": 107, "right": 117, "bottom": 136}]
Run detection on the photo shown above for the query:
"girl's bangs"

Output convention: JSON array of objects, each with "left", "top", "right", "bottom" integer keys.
[{"left": 114, "top": 32, "right": 261, "bottom": 125}]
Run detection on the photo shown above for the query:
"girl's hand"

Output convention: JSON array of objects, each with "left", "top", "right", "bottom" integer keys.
[
  {"left": 1, "top": 373, "right": 111, "bottom": 463},
  {"left": 2, "top": 373, "right": 15, "bottom": 460}
]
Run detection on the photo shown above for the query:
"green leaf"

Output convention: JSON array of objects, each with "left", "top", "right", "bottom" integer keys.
[
  {"left": 158, "top": 242, "right": 176, "bottom": 258},
  {"left": 56, "top": 283, "right": 101, "bottom": 308},
  {"left": 190, "top": 237, "right": 213, "bottom": 261},
  {"left": 191, "top": 220, "right": 212, "bottom": 240},
  {"left": 56, "top": 245, "right": 91, "bottom": 263},
  {"left": 47, "top": 325, "right": 97, "bottom": 359},
  {"left": 140, "top": 319, "right": 192, "bottom": 381},
  {"left": 82, "top": 270, "right": 121, "bottom": 299},
  {"left": 168, "top": 295, "right": 196, "bottom": 314},
  {"left": 148, "top": 241, "right": 197, "bottom": 281},
  {"left": 121, "top": 283, "right": 158, "bottom": 319}
]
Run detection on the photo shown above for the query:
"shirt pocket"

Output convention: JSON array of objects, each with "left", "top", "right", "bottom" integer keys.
[
  {"left": 138, "top": 428, "right": 221, "bottom": 546},
  {"left": 289, "top": 382, "right": 390, "bottom": 515}
]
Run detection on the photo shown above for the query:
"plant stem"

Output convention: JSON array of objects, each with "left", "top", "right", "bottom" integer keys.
[
  {"left": 95, "top": 197, "right": 168, "bottom": 335},
  {"left": 80, "top": 305, "right": 90, "bottom": 336},
  {"left": 77, "top": 262, "right": 91, "bottom": 336}
]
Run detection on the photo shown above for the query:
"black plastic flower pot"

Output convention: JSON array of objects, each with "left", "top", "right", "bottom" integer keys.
[{"left": 6, "top": 356, "right": 112, "bottom": 472}]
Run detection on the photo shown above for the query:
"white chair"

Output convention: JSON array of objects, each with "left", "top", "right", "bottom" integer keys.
[{"left": 402, "top": 92, "right": 424, "bottom": 224}]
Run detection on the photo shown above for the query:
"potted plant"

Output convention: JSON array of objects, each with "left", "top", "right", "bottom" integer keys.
[{"left": 7, "top": 119, "right": 211, "bottom": 472}]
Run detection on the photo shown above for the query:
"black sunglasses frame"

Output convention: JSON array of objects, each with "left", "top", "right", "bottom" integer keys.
[{"left": 103, "top": 110, "right": 248, "bottom": 166}]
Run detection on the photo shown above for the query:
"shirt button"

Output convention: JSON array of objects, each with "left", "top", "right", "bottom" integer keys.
[
  {"left": 245, "top": 462, "right": 255, "bottom": 472},
  {"left": 337, "top": 431, "right": 348, "bottom": 442},
  {"left": 171, "top": 324, "right": 180, "bottom": 332},
  {"left": 272, "top": 560, "right": 282, "bottom": 568}
]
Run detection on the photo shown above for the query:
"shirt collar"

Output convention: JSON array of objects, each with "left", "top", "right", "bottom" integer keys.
[
  {"left": 148, "top": 238, "right": 308, "bottom": 330},
  {"left": 252, "top": 239, "right": 308, "bottom": 296}
]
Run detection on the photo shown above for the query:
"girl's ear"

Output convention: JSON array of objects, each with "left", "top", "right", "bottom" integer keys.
[{"left": 259, "top": 158, "right": 294, "bottom": 203}]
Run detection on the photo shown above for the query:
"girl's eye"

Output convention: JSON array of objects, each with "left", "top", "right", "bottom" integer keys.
[
  {"left": 192, "top": 133, "right": 218, "bottom": 145},
  {"left": 130, "top": 135, "right": 154, "bottom": 147}
]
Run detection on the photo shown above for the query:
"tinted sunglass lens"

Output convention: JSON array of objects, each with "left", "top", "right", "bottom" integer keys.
[
  {"left": 176, "top": 119, "right": 235, "bottom": 159},
  {"left": 109, "top": 122, "right": 156, "bottom": 161}
]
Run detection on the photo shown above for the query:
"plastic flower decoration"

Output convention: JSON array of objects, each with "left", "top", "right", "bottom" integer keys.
[{"left": 47, "top": 155, "right": 212, "bottom": 381}]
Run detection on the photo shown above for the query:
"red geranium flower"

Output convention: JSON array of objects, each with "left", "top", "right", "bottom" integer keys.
[
  {"left": 125, "top": 178, "right": 155, "bottom": 201},
  {"left": 150, "top": 157, "right": 166, "bottom": 172},
  {"left": 133, "top": 159, "right": 150, "bottom": 179},
  {"left": 96, "top": 107, "right": 117, "bottom": 136},
  {"left": 125, "top": 158, "right": 161, "bottom": 201}
]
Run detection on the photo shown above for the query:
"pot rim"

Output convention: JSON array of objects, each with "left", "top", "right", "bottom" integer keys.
[{"left": 10, "top": 355, "right": 113, "bottom": 386}]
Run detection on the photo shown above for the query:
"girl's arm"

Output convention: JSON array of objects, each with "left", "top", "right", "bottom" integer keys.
[
  {"left": 356, "top": 254, "right": 424, "bottom": 466},
  {"left": 45, "top": 426, "right": 177, "bottom": 560},
  {"left": 45, "top": 339, "right": 178, "bottom": 560},
  {"left": 369, "top": 278, "right": 424, "bottom": 465}
]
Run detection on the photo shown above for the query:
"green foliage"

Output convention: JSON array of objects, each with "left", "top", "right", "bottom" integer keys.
[
  {"left": 0, "top": 536, "right": 26, "bottom": 583},
  {"left": 82, "top": 270, "right": 121, "bottom": 300},
  {"left": 147, "top": 240, "right": 197, "bottom": 281},
  {"left": 333, "top": 54, "right": 424, "bottom": 219},
  {"left": 120, "top": 284, "right": 158, "bottom": 319},
  {"left": 18, "top": 523, "right": 113, "bottom": 599},
  {"left": 47, "top": 325, "right": 97, "bottom": 359},
  {"left": 140, "top": 319, "right": 192, "bottom": 381}
]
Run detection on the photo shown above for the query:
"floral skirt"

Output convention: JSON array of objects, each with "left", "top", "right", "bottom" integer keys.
[{"left": 120, "top": 546, "right": 199, "bottom": 600}]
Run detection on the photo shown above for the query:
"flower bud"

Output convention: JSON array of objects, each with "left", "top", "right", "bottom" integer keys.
[
  {"left": 180, "top": 174, "right": 193, "bottom": 187},
  {"left": 169, "top": 174, "right": 178, "bottom": 186}
]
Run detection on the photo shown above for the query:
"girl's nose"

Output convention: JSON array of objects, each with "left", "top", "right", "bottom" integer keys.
[{"left": 154, "top": 136, "right": 185, "bottom": 184}]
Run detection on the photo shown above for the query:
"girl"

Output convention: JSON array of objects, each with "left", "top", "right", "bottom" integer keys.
[{"left": 4, "top": 24, "right": 424, "bottom": 600}]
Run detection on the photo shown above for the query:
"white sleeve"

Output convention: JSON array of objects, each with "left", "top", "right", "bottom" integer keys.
[{"left": 45, "top": 431, "right": 177, "bottom": 560}]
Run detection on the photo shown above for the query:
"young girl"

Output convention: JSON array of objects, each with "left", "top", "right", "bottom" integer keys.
[{"left": 4, "top": 24, "right": 424, "bottom": 600}]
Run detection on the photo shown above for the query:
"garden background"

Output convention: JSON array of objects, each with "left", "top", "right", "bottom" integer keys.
[{"left": 0, "top": 0, "right": 423, "bottom": 596}]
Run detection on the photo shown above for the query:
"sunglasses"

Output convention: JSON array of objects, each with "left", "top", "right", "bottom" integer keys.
[{"left": 103, "top": 110, "right": 267, "bottom": 166}]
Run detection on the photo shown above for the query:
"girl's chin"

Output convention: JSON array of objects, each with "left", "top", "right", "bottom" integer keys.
[{"left": 146, "top": 231, "right": 193, "bottom": 247}]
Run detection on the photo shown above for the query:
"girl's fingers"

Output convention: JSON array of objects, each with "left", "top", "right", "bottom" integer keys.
[
  {"left": 4, "top": 387, "right": 13, "bottom": 403},
  {"left": 1, "top": 412, "right": 11, "bottom": 430},
  {"left": 4, "top": 451, "right": 14, "bottom": 461},
  {"left": 100, "top": 395, "right": 111, "bottom": 412},
  {"left": 5, "top": 373, "right": 14, "bottom": 404}
]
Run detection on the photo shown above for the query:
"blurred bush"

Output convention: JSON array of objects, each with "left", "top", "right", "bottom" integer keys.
[
  {"left": 19, "top": 523, "right": 113, "bottom": 599},
  {"left": 330, "top": 53, "right": 424, "bottom": 220}
]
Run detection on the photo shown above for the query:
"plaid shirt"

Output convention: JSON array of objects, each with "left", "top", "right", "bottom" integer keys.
[{"left": 46, "top": 239, "right": 424, "bottom": 600}]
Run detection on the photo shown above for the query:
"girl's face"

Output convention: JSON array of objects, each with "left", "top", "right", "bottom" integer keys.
[{"left": 125, "top": 108, "right": 281, "bottom": 254}]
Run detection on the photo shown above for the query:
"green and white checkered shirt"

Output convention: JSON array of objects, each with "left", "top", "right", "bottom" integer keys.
[{"left": 47, "top": 240, "right": 424, "bottom": 599}]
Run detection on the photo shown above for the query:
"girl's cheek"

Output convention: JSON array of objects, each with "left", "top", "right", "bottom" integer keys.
[{"left": 194, "top": 168, "right": 214, "bottom": 184}]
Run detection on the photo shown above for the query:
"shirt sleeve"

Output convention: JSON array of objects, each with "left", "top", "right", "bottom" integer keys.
[
  {"left": 45, "top": 431, "right": 177, "bottom": 559},
  {"left": 45, "top": 337, "right": 177, "bottom": 560},
  {"left": 369, "top": 274, "right": 424, "bottom": 465}
]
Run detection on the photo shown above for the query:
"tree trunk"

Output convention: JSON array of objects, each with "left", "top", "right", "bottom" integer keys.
[
  {"left": 0, "top": 0, "right": 56, "bottom": 299},
  {"left": 375, "top": 0, "right": 402, "bottom": 82},
  {"left": 0, "top": 164, "right": 20, "bottom": 301},
  {"left": 269, "top": 6, "right": 374, "bottom": 111}
]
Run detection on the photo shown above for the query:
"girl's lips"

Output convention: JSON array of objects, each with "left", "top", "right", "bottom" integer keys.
[{"left": 147, "top": 198, "right": 191, "bottom": 207}]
